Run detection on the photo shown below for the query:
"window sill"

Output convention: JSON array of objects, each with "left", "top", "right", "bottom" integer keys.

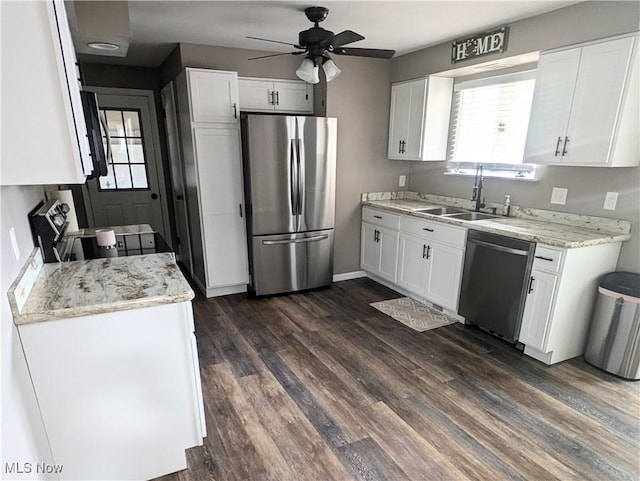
[{"left": 444, "top": 170, "right": 539, "bottom": 182}]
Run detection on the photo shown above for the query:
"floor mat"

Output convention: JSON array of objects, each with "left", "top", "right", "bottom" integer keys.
[{"left": 370, "top": 297, "right": 458, "bottom": 332}]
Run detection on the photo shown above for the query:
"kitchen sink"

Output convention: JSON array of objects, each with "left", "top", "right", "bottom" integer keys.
[
  {"left": 443, "top": 212, "right": 499, "bottom": 221},
  {"left": 414, "top": 206, "right": 469, "bottom": 215}
]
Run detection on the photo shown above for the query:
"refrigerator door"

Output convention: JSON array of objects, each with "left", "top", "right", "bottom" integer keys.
[
  {"left": 251, "top": 229, "right": 334, "bottom": 296},
  {"left": 242, "top": 115, "right": 298, "bottom": 236},
  {"left": 297, "top": 117, "right": 337, "bottom": 233}
]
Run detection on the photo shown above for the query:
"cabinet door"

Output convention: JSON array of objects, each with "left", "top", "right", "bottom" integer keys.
[
  {"left": 361, "top": 223, "right": 379, "bottom": 273},
  {"left": 398, "top": 234, "right": 428, "bottom": 295},
  {"left": 193, "top": 128, "right": 248, "bottom": 287},
  {"left": 274, "top": 81, "right": 313, "bottom": 113},
  {"left": 524, "top": 48, "right": 580, "bottom": 164},
  {"left": 377, "top": 226, "right": 399, "bottom": 282},
  {"left": 403, "top": 79, "right": 428, "bottom": 160},
  {"left": 425, "top": 241, "right": 464, "bottom": 311},
  {"left": 564, "top": 37, "right": 635, "bottom": 165},
  {"left": 388, "top": 81, "right": 412, "bottom": 158},
  {"left": 238, "top": 78, "right": 274, "bottom": 111},
  {"left": 519, "top": 269, "right": 558, "bottom": 350},
  {"left": 188, "top": 69, "right": 239, "bottom": 123}
]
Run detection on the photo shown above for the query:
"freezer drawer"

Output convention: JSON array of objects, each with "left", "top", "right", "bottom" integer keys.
[{"left": 250, "top": 230, "right": 334, "bottom": 296}]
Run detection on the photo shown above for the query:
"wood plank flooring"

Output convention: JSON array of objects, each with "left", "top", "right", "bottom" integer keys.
[{"left": 155, "top": 278, "right": 640, "bottom": 481}]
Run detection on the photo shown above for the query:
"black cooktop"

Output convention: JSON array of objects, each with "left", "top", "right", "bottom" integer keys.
[{"left": 64, "top": 233, "right": 171, "bottom": 261}]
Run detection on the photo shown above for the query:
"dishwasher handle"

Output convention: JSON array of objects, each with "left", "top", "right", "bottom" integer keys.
[{"left": 468, "top": 238, "right": 530, "bottom": 256}]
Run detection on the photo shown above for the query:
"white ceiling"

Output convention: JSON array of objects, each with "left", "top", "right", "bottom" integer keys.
[{"left": 75, "top": 1, "right": 578, "bottom": 67}]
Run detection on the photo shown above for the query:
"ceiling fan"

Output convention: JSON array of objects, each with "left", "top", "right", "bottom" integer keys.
[{"left": 247, "top": 6, "right": 396, "bottom": 84}]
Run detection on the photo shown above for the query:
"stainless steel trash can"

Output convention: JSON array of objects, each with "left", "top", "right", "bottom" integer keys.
[{"left": 584, "top": 272, "right": 640, "bottom": 380}]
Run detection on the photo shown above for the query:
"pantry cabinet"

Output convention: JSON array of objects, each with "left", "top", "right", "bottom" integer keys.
[
  {"left": 361, "top": 208, "right": 400, "bottom": 283},
  {"left": 175, "top": 68, "right": 249, "bottom": 297},
  {"left": 397, "top": 217, "right": 466, "bottom": 312},
  {"left": 239, "top": 77, "right": 313, "bottom": 113},
  {"left": 519, "top": 242, "right": 622, "bottom": 365},
  {"left": 1, "top": 0, "right": 94, "bottom": 185},
  {"left": 524, "top": 34, "right": 639, "bottom": 167},
  {"left": 387, "top": 76, "right": 453, "bottom": 161}
]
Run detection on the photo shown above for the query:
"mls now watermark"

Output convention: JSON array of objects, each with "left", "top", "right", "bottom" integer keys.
[{"left": 5, "top": 462, "right": 64, "bottom": 475}]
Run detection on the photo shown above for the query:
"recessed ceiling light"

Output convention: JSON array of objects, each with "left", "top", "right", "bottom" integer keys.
[{"left": 87, "top": 42, "right": 119, "bottom": 51}]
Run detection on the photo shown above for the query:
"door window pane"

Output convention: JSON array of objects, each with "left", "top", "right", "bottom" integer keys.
[{"left": 98, "top": 109, "right": 150, "bottom": 190}]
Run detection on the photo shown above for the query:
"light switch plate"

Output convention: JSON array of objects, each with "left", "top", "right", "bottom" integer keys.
[
  {"left": 399, "top": 175, "right": 407, "bottom": 187},
  {"left": 550, "top": 187, "right": 568, "bottom": 205},
  {"left": 603, "top": 192, "right": 618, "bottom": 210}
]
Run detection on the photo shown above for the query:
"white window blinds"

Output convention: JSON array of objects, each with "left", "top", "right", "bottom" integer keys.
[{"left": 448, "top": 72, "right": 536, "bottom": 165}]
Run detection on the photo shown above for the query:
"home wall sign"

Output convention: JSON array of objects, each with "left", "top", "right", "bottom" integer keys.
[{"left": 451, "top": 27, "right": 509, "bottom": 64}]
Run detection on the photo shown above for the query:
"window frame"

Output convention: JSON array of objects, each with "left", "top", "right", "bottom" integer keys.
[{"left": 446, "top": 69, "right": 538, "bottom": 180}]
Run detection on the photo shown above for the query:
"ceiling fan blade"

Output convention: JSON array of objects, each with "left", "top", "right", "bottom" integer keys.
[
  {"left": 331, "top": 30, "right": 365, "bottom": 48},
  {"left": 247, "top": 36, "right": 301, "bottom": 48},
  {"left": 334, "top": 47, "right": 396, "bottom": 59},
  {"left": 248, "top": 51, "right": 305, "bottom": 60}
]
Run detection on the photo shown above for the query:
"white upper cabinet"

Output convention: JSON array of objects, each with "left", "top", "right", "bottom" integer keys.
[
  {"left": 524, "top": 34, "right": 639, "bottom": 167},
  {"left": 388, "top": 76, "right": 454, "bottom": 161},
  {"left": 1, "top": 0, "right": 93, "bottom": 185},
  {"left": 187, "top": 69, "right": 239, "bottom": 123},
  {"left": 238, "top": 78, "right": 313, "bottom": 113}
]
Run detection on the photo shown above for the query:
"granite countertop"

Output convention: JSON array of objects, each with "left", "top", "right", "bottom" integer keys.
[
  {"left": 362, "top": 197, "right": 632, "bottom": 249},
  {"left": 9, "top": 251, "right": 195, "bottom": 326}
]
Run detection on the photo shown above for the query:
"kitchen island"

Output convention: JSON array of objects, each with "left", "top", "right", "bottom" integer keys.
[{"left": 8, "top": 248, "right": 205, "bottom": 481}]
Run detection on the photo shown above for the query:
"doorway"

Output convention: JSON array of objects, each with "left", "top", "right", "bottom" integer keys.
[{"left": 82, "top": 88, "right": 171, "bottom": 244}]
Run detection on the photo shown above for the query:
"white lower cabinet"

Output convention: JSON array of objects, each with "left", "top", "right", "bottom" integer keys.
[
  {"left": 397, "top": 217, "right": 465, "bottom": 312},
  {"left": 361, "top": 208, "right": 466, "bottom": 313},
  {"left": 519, "top": 242, "right": 622, "bottom": 364},
  {"left": 18, "top": 301, "right": 206, "bottom": 481}
]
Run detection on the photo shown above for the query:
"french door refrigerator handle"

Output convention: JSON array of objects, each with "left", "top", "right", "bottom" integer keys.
[
  {"left": 296, "top": 138, "right": 304, "bottom": 217},
  {"left": 262, "top": 234, "right": 329, "bottom": 245},
  {"left": 290, "top": 139, "right": 298, "bottom": 216}
]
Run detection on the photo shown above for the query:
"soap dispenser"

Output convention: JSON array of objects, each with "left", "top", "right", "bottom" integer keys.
[{"left": 502, "top": 195, "right": 511, "bottom": 217}]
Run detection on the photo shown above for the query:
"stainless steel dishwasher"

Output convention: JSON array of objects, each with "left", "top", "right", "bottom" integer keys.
[{"left": 459, "top": 230, "right": 535, "bottom": 343}]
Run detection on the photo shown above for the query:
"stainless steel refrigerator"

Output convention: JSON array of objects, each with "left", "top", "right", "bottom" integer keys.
[{"left": 240, "top": 114, "right": 337, "bottom": 296}]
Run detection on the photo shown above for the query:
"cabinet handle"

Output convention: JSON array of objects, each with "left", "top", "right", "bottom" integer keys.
[
  {"left": 176, "top": 194, "right": 184, "bottom": 200},
  {"left": 239, "top": 204, "right": 243, "bottom": 218},
  {"left": 398, "top": 140, "right": 402, "bottom": 154},
  {"left": 554, "top": 136, "right": 562, "bottom": 156},
  {"left": 373, "top": 215, "right": 382, "bottom": 219},
  {"left": 423, "top": 227, "right": 434, "bottom": 232},
  {"left": 528, "top": 276, "right": 535, "bottom": 294},
  {"left": 269, "top": 91, "right": 274, "bottom": 105},
  {"left": 534, "top": 255, "right": 554, "bottom": 262},
  {"left": 275, "top": 91, "right": 280, "bottom": 105},
  {"left": 562, "top": 137, "right": 570, "bottom": 156},
  {"left": 422, "top": 245, "right": 427, "bottom": 258},
  {"left": 426, "top": 245, "right": 431, "bottom": 259},
  {"left": 373, "top": 229, "right": 378, "bottom": 243},
  {"left": 401, "top": 140, "right": 406, "bottom": 153},
  {"left": 233, "top": 103, "right": 237, "bottom": 119}
]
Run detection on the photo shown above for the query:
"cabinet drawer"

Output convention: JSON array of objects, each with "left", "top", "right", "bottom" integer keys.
[
  {"left": 400, "top": 216, "right": 466, "bottom": 248},
  {"left": 362, "top": 207, "right": 400, "bottom": 230},
  {"left": 532, "top": 245, "right": 563, "bottom": 273}
]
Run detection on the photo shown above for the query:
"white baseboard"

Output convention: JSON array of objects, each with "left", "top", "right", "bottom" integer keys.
[{"left": 333, "top": 270, "right": 367, "bottom": 282}]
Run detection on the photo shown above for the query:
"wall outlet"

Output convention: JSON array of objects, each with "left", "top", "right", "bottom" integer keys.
[
  {"left": 399, "top": 174, "right": 407, "bottom": 188},
  {"left": 603, "top": 192, "right": 618, "bottom": 210},
  {"left": 9, "top": 227, "right": 20, "bottom": 260},
  {"left": 550, "top": 187, "right": 568, "bottom": 205}
]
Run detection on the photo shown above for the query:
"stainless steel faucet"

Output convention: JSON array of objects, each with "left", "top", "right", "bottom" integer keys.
[{"left": 472, "top": 164, "right": 486, "bottom": 212}]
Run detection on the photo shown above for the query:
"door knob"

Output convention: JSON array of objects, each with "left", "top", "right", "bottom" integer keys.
[
  {"left": 176, "top": 194, "right": 184, "bottom": 200},
  {"left": 151, "top": 193, "right": 158, "bottom": 199}
]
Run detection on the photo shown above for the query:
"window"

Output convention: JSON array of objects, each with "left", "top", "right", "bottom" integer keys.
[
  {"left": 447, "top": 71, "right": 536, "bottom": 179},
  {"left": 99, "top": 109, "right": 150, "bottom": 190}
]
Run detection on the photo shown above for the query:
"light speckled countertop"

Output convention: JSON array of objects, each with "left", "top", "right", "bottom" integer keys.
[
  {"left": 9, "top": 251, "right": 194, "bottom": 326},
  {"left": 362, "top": 196, "right": 631, "bottom": 249}
]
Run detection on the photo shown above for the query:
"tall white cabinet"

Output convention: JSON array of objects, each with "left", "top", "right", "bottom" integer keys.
[
  {"left": 524, "top": 34, "right": 639, "bottom": 167},
  {"left": 176, "top": 68, "right": 249, "bottom": 297},
  {"left": 1, "top": 0, "right": 94, "bottom": 185}
]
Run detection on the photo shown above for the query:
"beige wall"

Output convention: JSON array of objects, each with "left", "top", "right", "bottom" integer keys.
[
  {"left": 392, "top": 1, "right": 640, "bottom": 272},
  {"left": 1, "top": 185, "right": 56, "bottom": 476}
]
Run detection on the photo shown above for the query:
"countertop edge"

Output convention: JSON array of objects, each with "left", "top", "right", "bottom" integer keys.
[
  {"left": 14, "top": 290, "right": 196, "bottom": 326},
  {"left": 362, "top": 201, "right": 631, "bottom": 249}
]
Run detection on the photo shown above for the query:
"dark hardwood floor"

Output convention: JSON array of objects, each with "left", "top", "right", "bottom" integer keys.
[{"left": 155, "top": 278, "right": 640, "bottom": 481}]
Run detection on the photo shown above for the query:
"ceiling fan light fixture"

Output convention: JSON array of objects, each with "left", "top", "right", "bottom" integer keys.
[
  {"left": 296, "top": 58, "right": 320, "bottom": 84},
  {"left": 322, "top": 58, "right": 341, "bottom": 82}
]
